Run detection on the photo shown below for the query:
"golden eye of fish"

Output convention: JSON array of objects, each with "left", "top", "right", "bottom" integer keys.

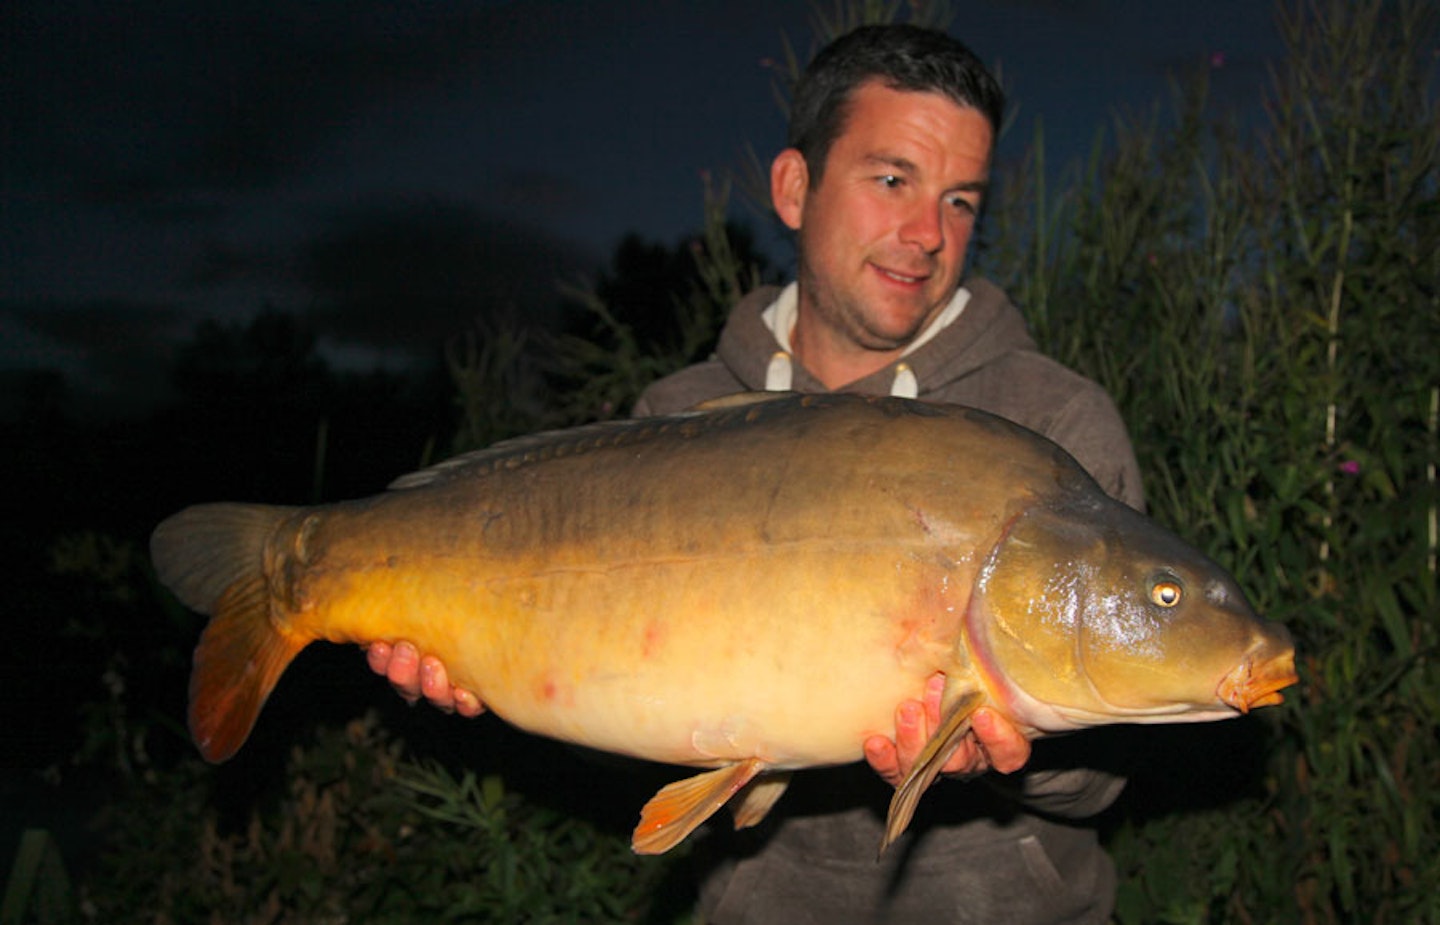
[{"left": 1151, "top": 580, "right": 1182, "bottom": 607}]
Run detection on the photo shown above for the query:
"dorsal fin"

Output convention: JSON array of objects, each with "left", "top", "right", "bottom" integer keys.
[
  {"left": 388, "top": 418, "right": 656, "bottom": 490},
  {"left": 686, "top": 391, "right": 795, "bottom": 412},
  {"left": 388, "top": 393, "right": 808, "bottom": 491}
]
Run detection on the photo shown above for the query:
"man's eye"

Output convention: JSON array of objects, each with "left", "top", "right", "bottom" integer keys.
[
  {"left": 878, "top": 175, "right": 902, "bottom": 188},
  {"left": 946, "top": 194, "right": 976, "bottom": 213}
]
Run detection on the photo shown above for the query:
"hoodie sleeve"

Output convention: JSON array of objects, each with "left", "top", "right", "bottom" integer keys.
[
  {"left": 1046, "top": 386, "right": 1146, "bottom": 513},
  {"left": 632, "top": 360, "right": 748, "bottom": 418},
  {"left": 982, "top": 735, "right": 1131, "bottom": 819}
]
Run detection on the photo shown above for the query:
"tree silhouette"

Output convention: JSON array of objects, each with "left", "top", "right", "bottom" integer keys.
[
  {"left": 171, "top": 307, "right": 330, "bottom": 412},
  {"left": 563, "top": 221, "right": 775, "bottom": 363}
]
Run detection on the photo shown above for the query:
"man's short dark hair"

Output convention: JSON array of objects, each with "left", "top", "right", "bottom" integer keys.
[{"left": 788, "top": 24, "right": 1006, "bottom": 185}]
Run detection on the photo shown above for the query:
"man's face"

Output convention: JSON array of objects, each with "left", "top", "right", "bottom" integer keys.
[{"left": 773, "top": 80, "right": 994, "bottom": 358}]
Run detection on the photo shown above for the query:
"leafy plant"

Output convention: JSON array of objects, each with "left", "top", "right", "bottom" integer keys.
[
  {"left": 80, "top": 715, "right": 685, "bottom": 924},
  {"left": 977, "top": 1, "right": 1439, "bottom": 920}
]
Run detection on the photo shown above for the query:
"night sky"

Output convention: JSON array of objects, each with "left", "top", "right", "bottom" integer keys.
[{"left": 2, "top": 1, "right": 1285, "bottom": 416}]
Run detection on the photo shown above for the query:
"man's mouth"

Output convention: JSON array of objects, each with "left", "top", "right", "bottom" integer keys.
[{"left": 875, "top": 265, "right": 929, "bottom": 285}]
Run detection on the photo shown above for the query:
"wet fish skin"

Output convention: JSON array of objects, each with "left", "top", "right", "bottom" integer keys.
[{"left": 150, "top": 393, "right": 1296, "bottom": 855}]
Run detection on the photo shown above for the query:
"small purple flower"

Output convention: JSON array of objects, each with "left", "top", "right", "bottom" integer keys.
[
  {"left": 1210, "top": 51, "right": 1226, "bottom": 69},
  {"left": 1338, "top": 459, "right": 1361, "bottom": 476}
]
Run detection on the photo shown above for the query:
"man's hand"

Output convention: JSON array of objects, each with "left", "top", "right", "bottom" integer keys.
[
  {"left": 863, "top": 672, "right": 1030, "bottom": 788},
  {"left": 366, "top": 641, "right": 485, "bottom": 718}
]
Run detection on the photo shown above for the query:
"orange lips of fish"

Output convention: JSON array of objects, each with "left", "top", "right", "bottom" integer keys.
[{"left": 1218, "top": 636, "right": 1299, "bottom": 713}]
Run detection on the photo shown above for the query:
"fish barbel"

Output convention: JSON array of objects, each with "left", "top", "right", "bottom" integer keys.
[{"left": 151, "top": 393, "right": 1296, "bottom": 855}]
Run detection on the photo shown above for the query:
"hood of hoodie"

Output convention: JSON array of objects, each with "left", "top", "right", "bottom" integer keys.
[{"left": 713, "top": 276, "right": 1039, "bottom": 398}]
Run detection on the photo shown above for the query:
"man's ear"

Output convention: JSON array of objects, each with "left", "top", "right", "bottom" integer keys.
[{"left": 770, "top": 148, "right": 808, "bottom": 231}]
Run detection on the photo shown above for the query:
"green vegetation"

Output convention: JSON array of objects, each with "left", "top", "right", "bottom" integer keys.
[
  {"left": 978, "top": 2, "right": 1438, "bottom": 919},
  {"left": 69, "top": 716, "right": 686, "bottom": 924},
  {"left": 5, "top": 1, "right": 1434, "bottom": 923}
]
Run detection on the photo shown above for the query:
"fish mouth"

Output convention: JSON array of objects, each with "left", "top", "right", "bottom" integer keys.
[{"left": 1217, "top": 642, "right": 1299, "bottom": 714}]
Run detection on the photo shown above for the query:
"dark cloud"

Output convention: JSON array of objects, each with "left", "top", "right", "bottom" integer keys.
[
  {"left": 489, "top": 169, "right": 597, "bottom": 225},
  {"left": 0, "top": 196, "right": 601, "bottom": 416},
  {"left": 0, "top": 0, "right": 1288, "bottom": 422},
  {"left": 2, "top": 298, "right": 188, "bottom": 415},
  {"left": 2, "top": 1, "right": 548, "bottom": 201},
  {"left": 185, "top": 237, "right": 288, "bottom": 290},
  {"left": 8, "top": 298, "right": 184, "bottom": 346},
  {"left": 300, "top": 199, "right": 599, "bottom": 353}
]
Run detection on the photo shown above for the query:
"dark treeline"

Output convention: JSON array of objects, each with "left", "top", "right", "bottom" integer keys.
[
  {"left": 1, "top": 220, "right": 758, "bottom": 774},
  {"left": 0, "top": 222, "right": 756, "bottom": 921}
]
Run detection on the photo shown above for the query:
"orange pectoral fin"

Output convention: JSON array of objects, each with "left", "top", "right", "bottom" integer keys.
[
  {"left": 632, "top": 759, "right": 766, "bottom": 855},
  {"left": 188, "top": 574, "right": 311, "bottom": 762},
  {"left": 880, "top": 689, "right": 983, "bottom": 856}
]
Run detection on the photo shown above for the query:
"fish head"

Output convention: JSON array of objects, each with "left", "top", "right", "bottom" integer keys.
[{"left": 967, "top": 493, "right": 1297, "bottom": 734}]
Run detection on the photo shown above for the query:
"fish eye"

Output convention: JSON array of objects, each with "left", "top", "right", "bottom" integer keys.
[{"left": 1151, "top": 580, "right": 1183, "bottom": 607}]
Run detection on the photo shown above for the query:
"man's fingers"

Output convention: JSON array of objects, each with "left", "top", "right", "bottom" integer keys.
[
  {"left": 893, "top": 700, "right": 927, "bottom": 773},
  {"left": 453, "top": 687, "right": 486, "bottom": 718},
  {"left": 419, "top": 655, "right": 449, "bottom": 698},
  {"left": 866, "top": 691, "right": 1036, "bottom": 789},
  {"left": 419, "top": 656, "right": 457, "bottom": 712},
  {"left": 940, "top": 739, "right": 982, "bottom": 776},
  {"left": 381, "top": 641, "right": 424, "bottom": 702},
  {"left": 971, "top": 708, "right": 1031, "bottom": 774},
  {"left": 921, "top": 673, "right": 945, "bottom": 728},
  {"left": 366, "top": 641, "right": 393, "bottom": 675},
  {"left": 864, "top": 734, "right": 903, "bottom": 787},
  {"left": 367, "top": 640, "right": 486, "bottom": 717}
]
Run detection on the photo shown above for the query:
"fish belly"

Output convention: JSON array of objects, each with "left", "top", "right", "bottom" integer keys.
[{"left": 312, "top": 541, "right": 968, "bottom": 770}]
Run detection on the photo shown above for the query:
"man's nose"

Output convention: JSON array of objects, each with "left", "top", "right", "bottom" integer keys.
[{"left": 899, "top": 201, "right": 944, "bottom": 253}]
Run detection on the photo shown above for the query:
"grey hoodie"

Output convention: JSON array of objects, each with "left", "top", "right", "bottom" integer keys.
[
  {"left": 636, "top": 278, "right": 1142, "bottom": 511},
  {"left": 634, "top": 277, "right": 1142, "bottom": 924}
]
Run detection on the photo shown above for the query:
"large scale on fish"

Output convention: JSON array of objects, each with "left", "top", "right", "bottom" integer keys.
[{"left": 151, "top": 393, "right": 1297, "bottom": 855}]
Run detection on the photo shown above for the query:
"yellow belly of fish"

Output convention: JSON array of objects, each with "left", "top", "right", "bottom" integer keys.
[{"left": 311, "top": 546, "right": 968, "bottom": 769}]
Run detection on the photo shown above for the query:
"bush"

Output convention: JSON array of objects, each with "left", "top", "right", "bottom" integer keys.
[{"left": 79, "top": 715, "right": 684, "bottom": 924}]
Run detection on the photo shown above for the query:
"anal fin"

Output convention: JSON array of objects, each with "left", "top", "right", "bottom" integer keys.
[
  {"left": 632, "top": 758, "right": 765, "bottom": 855},
  {"left": 880, "top": 689, "right": 984, "bottom": 856}
]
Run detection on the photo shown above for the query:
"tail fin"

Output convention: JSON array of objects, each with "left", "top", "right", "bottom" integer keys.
[{"left": 151, "top": 503, "right": 312, "bottom": 762}]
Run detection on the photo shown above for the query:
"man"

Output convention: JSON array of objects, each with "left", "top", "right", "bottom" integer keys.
[{"left": 371, "top": 24, "right": 1142, "bottom": 923}]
